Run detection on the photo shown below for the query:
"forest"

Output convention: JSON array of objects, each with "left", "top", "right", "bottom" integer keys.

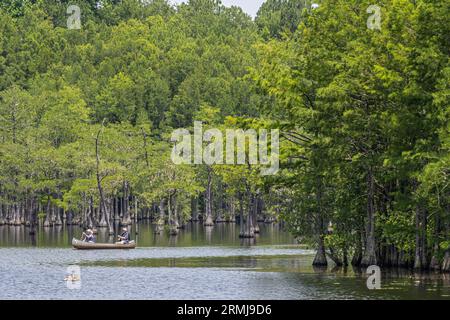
[{"left": 0, "top": 0, "right": 448, "bottom": 272}]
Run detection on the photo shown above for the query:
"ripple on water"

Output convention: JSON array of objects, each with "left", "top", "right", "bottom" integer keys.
[
  {"left": 0, "top": 246, "right": 314, "bottom": 267},
  {"left": 0, "top": 247, "right": 449, "bottom": 300}
]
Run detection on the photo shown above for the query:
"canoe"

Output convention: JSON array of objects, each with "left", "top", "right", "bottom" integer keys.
[{"left": 72, "top": 238, "right": 136, "bottom": 250}]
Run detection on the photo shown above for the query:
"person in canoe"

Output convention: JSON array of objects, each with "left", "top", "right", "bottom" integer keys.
[
  {"left": 117, "top": 227, "right": 130, "bottom": 244},
  {"left": 81, "top": 229, "right": 96, "bottom": 243}
]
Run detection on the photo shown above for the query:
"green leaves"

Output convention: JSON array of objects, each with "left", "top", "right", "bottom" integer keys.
[
  {"left": 250, "top": 0, "right": 450, "bottom": 263},
  {"left": 0, "top": 86, "right": 34, "bottom": 144}
]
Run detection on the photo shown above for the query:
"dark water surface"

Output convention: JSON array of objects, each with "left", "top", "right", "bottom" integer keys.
[
  {"left": 0, "top": 222, "right": 293, "bottom": 247},
  {"left": 0, "top": 222, "right": 449, "bottom": 300}
]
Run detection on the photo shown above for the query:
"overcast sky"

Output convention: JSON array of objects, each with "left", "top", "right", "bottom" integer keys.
[{"left": 169, "top": 0, "right": 266, "bottom": 18}]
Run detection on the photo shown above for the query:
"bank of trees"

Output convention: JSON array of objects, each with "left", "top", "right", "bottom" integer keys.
[
  {"left": 0, "top": 0, "right": 448, "bottom": 271},
  {"left": 0, "top": 0, "right": 271, "bottom": 239},
  {"left": 252, "top": 0, "right": 449, "bottom": 271}
]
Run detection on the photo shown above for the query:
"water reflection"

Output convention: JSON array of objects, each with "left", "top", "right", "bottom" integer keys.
[
  {"left": 0, "top": 221, "right": 295, "bottom": 248},
  {"left": 1, "top": 223, "right": 449, "bottom": 299}
]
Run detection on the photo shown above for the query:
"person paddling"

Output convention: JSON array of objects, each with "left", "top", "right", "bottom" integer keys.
[
  {"left": 117, "top": 227, "right": 130, "bottom": 244},
  {"left": 81, "top": 229, "right": 96, "bottom": 243}
]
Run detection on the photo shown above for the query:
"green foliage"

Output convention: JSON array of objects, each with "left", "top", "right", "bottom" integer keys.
[
  {"left": 0, "top": 0, "right": 263, "bottom": 224},
  {"left": 251, "top": 0, "right": 450, "bottom": 264},
  {"left": 256, "top": 0, "right": 319, "bottom": 39}
]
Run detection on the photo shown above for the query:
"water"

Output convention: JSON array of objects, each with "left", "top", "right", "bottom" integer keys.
[
  {"left": 0, "top": 222, "right": 293, "bottom": 247},
  {"left": 0, "top": 222, "right": 449, "bottom": 300}
]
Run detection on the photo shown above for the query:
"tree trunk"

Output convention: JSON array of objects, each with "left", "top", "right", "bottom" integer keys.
[
  {"left": 343, "top": 246, "right": 349, "bottom": 267},
  {"left": 361, "top": 168, "right": 377, "bottom": 267},
  {"left": 29, "top": 198, "right": 37, "bottom": 235},
  {"left": 238, "top": 192, "right": 245, "bottom": 237},
  {"left": 87, "top": 197, "right": 94, "bottom": 228},
  {"left": 155, "top": 199, "right": 165, "bottom": 234},
  {"left": 414, "top": 199, "right": 428, "bottom": 270},
  {"left": 55, "top": 206, "right": 62, "bottom": 226},
  {"left": 204, "top": 167, "right": 214, "bottom": 226},
  {"left": 168, "top": 193, "right": 179, "bottom": 236},
  {"left": 313, "top": 176, "right": 327, "bottom": 266},
  {"left": 247, "top": 193, "right": 255, "bottom": 237},
  {"left": 430, "top": 213, "right": 441, "bottom": 270},
  {"left": 0, "top": 202, "right": 4, "bottom": 225},
  {"left": 240, "top": 188, "right": 255, "bottom": 238},
  {"left": 215, "top": 182, "right": 225, "bottom": 223},
  {"left": 173, "top": 192, "right": 180, "bottom": 229},
  {"left": 15, "top": 203, "right": 21, "bottom": 225},
  {"left": 43, "top": 196, "right": 51, "bottom": 227},
  {"left": 121, "top": 181, "right": 131, "bottom": 226},
  {"left": 228, "top": 198, "right": 236, "bottom": 222},
  {"left": 113, "top": 197, "right": 119, "bottom": 221},
  {"left": 442, "top": 249, "right": 450, "bottom": 273},
  {"left": 95, "top": 123, "right": 112, "bottom": 234},
  {"left": 352, "top": 225, "right": 363, "bottom": 266},
  {"left": 313, "top": 234, "right": 328, "bottom": 266},
  {"left": 191, "top": 197, "right": 199, "bottom": 221},
  {"left": 252, "top": 193, "right": 260, "bottom": 234}
]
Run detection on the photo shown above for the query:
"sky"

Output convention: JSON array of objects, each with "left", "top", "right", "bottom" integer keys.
[{"left": 169, "top": 0, "right": 267, "bottom": 18}]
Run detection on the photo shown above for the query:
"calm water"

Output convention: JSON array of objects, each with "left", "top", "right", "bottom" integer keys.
[
  {"left": 0, "top": 222, "right": 293, "bottom": 248},
  {"left": 0, "top": 222, "right": 449, "bottom": 300}
]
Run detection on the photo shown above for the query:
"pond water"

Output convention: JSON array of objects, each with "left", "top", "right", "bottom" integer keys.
[
  {"left": 0, "top": 222, "right": 449, "bottom": 300},
  {"left": 0, "top": 222, "right": 294, "bottom": 248}
]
